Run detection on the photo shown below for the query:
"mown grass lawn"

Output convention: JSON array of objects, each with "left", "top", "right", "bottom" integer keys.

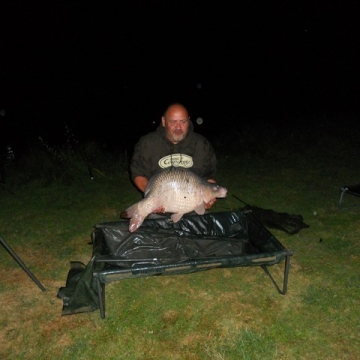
[{"left": 1, "top": 120, "right": 360, "bottom": 359}]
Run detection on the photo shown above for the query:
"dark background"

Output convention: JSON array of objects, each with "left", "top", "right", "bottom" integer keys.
[{"left": 1, "top": 1, "right": 359, "bottom": 152}]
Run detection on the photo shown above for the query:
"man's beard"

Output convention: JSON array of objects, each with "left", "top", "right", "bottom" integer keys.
[{"left": 170, "top": 131, "right": 186, "bottom": 143}]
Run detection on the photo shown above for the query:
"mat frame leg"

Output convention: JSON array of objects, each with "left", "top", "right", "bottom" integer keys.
[
  {"left": 95, "top": 276, "right": 106, "bottom": 319},
  {"left": 261, "top": 255, "right": 291, "bottom": 295}
]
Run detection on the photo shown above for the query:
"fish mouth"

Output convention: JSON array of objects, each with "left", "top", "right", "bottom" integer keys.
[{"left": 218, "top": 188, "right": 228, "bottom": 198}]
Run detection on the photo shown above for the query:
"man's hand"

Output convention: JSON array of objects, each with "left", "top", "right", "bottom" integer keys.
[
  {"left": 204, "top": 198, "right": 216, "bottom": 210},
  {"left": 134, "top": 176, "right": 148, "bottom": 193},
  {"left": 204, "top": 179, "right": 217, "bottom": 209}
]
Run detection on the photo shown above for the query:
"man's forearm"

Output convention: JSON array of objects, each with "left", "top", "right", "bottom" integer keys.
[{"left": 134, "top": 176, "right": 148, "bottom": 192}]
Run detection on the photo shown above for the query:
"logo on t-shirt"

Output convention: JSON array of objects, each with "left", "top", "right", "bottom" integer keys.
[{"left": 158, "top": 153, "right": 193, "bottom": 168}]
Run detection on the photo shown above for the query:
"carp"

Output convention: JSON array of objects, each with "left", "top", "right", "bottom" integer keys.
[{"left": 122, "top": 167, "right": 227, "bottom": 232}]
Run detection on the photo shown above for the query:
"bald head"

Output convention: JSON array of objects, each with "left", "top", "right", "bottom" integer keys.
[
  {"left": 163, "top": 103, "right": 189, "bottom": 119},
  {"left": 161, "top": 103, "right": 190, "bottom": 144}
]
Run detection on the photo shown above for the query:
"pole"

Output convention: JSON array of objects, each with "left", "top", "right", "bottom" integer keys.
[{"left": 0, "top": 235, "right": 46, "bottom": 292}]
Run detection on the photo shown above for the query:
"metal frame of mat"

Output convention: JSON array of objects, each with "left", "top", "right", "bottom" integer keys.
[
  {"left": 91, "top": 211, "right": 294, "bottom": 319},
  {"left": 94, "top": 252, "right": 292, "bottom": 319},
  {"left": 339, "top": 184, "right": 360, "bottom": 209}
]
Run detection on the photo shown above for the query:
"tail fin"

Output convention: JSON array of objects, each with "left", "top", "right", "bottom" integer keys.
[
  {"left": 121, "top": 204, "right": 136, "bottom": 219},
  {"left": 129, "top": 213, "right": 145, "bottom": 232},
  {"left": 123, "top": 204, "right": 145, "bottom": 232},
  {"left": 120, "top": 210, "right": 129, "bottom": 218}
]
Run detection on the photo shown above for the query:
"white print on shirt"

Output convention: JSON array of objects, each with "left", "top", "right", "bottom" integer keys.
[{"left": 158, "top": 154, "right": 193, "bottom": 168}]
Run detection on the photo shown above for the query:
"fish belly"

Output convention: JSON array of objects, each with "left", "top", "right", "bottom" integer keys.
[{"left": 157, "top": 185, "right": 202, "bottom": 213}]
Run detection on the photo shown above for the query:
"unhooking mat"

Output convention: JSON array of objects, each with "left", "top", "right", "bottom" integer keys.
[{"left": 57, "top": 210, "right": 294, "bottom": 316}]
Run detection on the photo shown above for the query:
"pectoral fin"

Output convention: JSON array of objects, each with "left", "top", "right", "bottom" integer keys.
[
  {"left": 194, "top": 204, "right": 206, "bottom": 215},
  {"left": 171, "top": 213, "right": 184, "bottom": 223}
]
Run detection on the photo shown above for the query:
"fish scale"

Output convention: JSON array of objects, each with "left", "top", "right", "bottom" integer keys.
[
  {"left": 123, "top": 167, "right": 227, "bottom": 232},
  {"left": 155, "top": 182, "right": 199, "bottom": 213},
  {"left": 147, "top": 171, "right": 200, "bottom": 212}
]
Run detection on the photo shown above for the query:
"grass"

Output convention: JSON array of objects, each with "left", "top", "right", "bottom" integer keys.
[{"left": 1, "top": 117, "right": 360, "bottom": 359}]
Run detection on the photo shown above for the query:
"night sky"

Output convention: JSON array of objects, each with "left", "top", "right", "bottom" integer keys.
[{"left": 1, "top": 1, "right": 359, "bottom": 150}]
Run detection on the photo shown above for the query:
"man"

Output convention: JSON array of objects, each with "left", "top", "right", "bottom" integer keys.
[{"left": 130, "top": 103, "right": 218, "bottom": 209}]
